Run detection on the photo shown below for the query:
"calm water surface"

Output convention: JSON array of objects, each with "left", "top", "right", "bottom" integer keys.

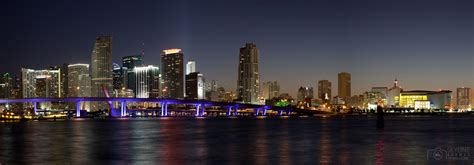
[{"left": 1, "top": 116, "right": 474, "bottom": 164}]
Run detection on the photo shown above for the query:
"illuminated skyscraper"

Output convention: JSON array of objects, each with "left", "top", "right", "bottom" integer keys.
[
  {"left": 68, "top": 64, "right": 91, "bottom": 110},
  {"left": 456, "top": 87, "right": 471, "bottom": 110},
  {"left": 297, "top": 86, "right": 314, "bottom": 103},
  {"left": 186, "top": 60, "right": 196, "bottom": 75},
  {"left": 67, "top": 64, "right": 91, "bottom": 98},
  {"left": 122, "top": 55, "right": 143, "bottom": 92},
  {"left": 21, "top": 68, "right": 61, "bottom": 98},
  {"left": 185, "top": 72, "right": 205, "bottom": 100},
  {"left": 318, "top": 80, "right": 331, "bottom": 102},
  {"left": 237, "top": 43, "right": 260, "bottom": 103},
  {"left": 338, "top": 72, "right": 351, "bottom": 98},
  {"left": 90, "top": 36, "right": 113, "bottom": 110},
  {"left": 160, "top": 49, "right": 184, "bottom": 99},
  {"left": 262, "top": 81, "right": 280, "bottom": 100},
  {"left": 49, "top": 64, "right": 69, "bottom": 98},
  {"left": 0, "top": 73, "right": 12, "bottom": 99},
  {"left": 134, "top": 65, "right": 160, "bottom": 98}
]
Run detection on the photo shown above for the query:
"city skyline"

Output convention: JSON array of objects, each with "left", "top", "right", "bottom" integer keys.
[{"left": 2, "top": 0, "right": 473, "bottom": 97}]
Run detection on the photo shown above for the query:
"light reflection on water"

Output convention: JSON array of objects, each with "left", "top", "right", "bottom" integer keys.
[{"left": 1, "top": 116, "right": 474, "bottom": 164}]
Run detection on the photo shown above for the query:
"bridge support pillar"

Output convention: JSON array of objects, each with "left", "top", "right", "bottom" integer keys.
[
  {"left": 255, "top": 109, "right": 259, "bottom": 116},
  {"left": 263, "top": 108, "right": 267, "bottom": 116},
  {"left": 195, "top": 104, "right": 200, "bottom": 117},
  {"left": 165, "top": 103, "right": 168, "bottom": 116},
  {"left": 120, "top": 101, "right": 126, "bottom": 117},
  {"left": 287, "top": 110, "right": 291, "bottom": 116},
  {"left": 278, "top": 110, "right": 283, "bottom": 116},
  {"left": 33, "top": 102, "right": 37, "bottom": 115},
  {"left": 161, "top": 102, "right": 167, "bottom": 116},
  {"left": 227, "top": 106, "right": 232, "bottom": 116},
  {"left": 76, "top": 101, "right": 81, "bottom": 117}
]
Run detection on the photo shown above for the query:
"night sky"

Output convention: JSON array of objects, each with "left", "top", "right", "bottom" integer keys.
[{"left": 2, "top": 0, "right": 473, "bottom": 96}]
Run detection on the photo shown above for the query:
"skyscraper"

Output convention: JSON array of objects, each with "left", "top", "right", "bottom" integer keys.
[
  {"left": 262, "top": 81, "right": 280, "bottom": 100},
  {"left": 112, "top": 63, "right": 125, "bottom": 90},
  {"left": 21, "top": 68, "right": 61, "bottom": 99},
  {"left": 237, "top": 43, "right": 260, "bottom": 103},
  {"left": 338, "top": 72, "right": 351, "bottom": 98},
  {"left": 49, "top": 64, "right": 69, "bottom": 98},
  {"left": 185, "top": 72, "right": 206, "bottom": 100},
  {"left": 90, "top": 36, "right": 113, "bottom": 110},
  {"left": 186, "top": 60, "right": 196, "bottom": 75},
  {"left": 456, "top": 87, "right": 471, "bottom": 110},
  {"left": 318, "top": 80, "right": 331, "bottom": 102},
  {"left": 134, "top": 65, "right": 160, "bottom": 98},
  {"left": 0, "top": 73, "right": 12, "bottom": 99},
  {"left": 67, "top": 64, "right": 91, "bottom": 98},
  {"left": 68, "top": 64, "right": 91, "bottom": 111},
  {"left": 160, "top": 49, "right": 184, "bottom": 99},
  {"left": 297, "top": 86, "right": 314, "bottom": 103},
  {"left": 122, "top": 55, "right": 143, "bottom": 92}
]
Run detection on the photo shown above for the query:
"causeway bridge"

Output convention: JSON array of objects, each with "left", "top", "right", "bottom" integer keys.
[{"left": 0, "top": 98, "right": 309, "bottom": 118}]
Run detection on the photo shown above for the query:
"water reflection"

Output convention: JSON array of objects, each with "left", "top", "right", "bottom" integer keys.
[{"left": 1, "top": 117, "right": 474, "bottom": 164}]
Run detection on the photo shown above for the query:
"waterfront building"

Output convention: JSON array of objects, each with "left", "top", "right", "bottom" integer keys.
[
  {"left": 237, "top": 43, "right": 260, "bottom": 103},
  {"left": 262, "top": 81, "right": 280, "bottom": 100},
  {"left": 371, "top": 87, "right": 389, "bottom": 105},
  {"left": 338, "top": 72, "right": 351, "bottom": 98},
  {"left": 387, "top": 79, "right": 402, "bottom": 107},
  {"left": 49, "top": 64, "right": 69, "bottom": 98},
  {"left": 90, "top": 36, "right": 113, "bottom": 111},
  {"left": 134, "top": 65, "right": 160, "bottom": 98},
  {"left": 456, "top": 87, "right": 471, "bottom": 110},
  {"left": 185, "top": 72, "right": 206, "bottom": 100},
  {"left": 297, "top": 86, "right": 314, "bottom": 107},
  {"left": 0, "top": 73, "right": 12, "bottom": 99},
  {"left": 399, "top": 90, "right": 452, "bottom": 110},
  {"left": 112, "top": 63, "right": 126, "bottom": 91},
  {"left": 160, "top": 48, "right": 184, "bottom": 99},
  {"left": 122, "top": 55, "right": 143, "bottom": 92},
  {"left": 67, "top": 64, "right": 91, "bottom": 110},
  {"left": 318, "top": 80, "right": 331, "bottom": 103}
]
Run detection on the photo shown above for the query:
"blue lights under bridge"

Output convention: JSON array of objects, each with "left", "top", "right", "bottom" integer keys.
[{"left": 0, "top": 98, "right": 302, "bottom": 118}]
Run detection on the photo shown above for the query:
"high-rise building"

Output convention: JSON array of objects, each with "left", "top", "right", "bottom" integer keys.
[
  {"left": 387, "top": 79, "right": 402, "bottom": 107},
  {"left": 262, "top": 81, "right": 280, "bottom": 100},
  {"left": 456, "top": 87, "right": 471, "bottom": 110},
  {"left": 122, "top": 55, "right": 143, "bottom": 92},
  {"left": 67, "top": 64, "right": 91, "bottom": 111},
  {"left": 134, "top": 65, "right": 160, "bottom": 98},
  {"left": 112, "top": 63, "right": 125, "bottom": 90},
  {"left": 185, "top": 72, "right": 206, "bottom": 100},
  {"left": 237, "top": 43, "right": 260, "bottom": 103},
  {"left": 49, "top": 64, "right": 69, "bottom": 98},
  {"left": 297, "top": 86, "right": 314, "bottom": 102},
  {"left": 0, "top": 73, "right": 12, "bottom": 99},
  {"left": 186, "top": 60, "right": 196, "bottom": 75},
  {"left": 67, "top": 64, "right": 91, "bottom": 97},
  {"left": 21, "top": 68, "right": 61, "bottom": 98},
  {"left": 338, "top": 72, "right": 351, "bottom": 98},
  {"left": 297, "top": 86, "right": 314, "bottom": 106},
  {"left": 318, "top": 80, "right": 331, "bottom": 102},
  {"left": 90, "top": 36, "right": 113, "bottom": 110},
  {"left": 160, "top": 48, "right": 184, "bottom": 99}
]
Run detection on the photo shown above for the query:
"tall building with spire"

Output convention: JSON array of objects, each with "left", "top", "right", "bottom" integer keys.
[
  {"left": 160, "top": 48, "right": 184, "bottom": 99},
  {"left": 387, "top": 79, "right": 402, "bottom": 107},
  {"left": 237, "top": 43, "right": 260, "bottom": 103},
  {"left": 90, "top": 36, "right": 113, "bottom": 110}
]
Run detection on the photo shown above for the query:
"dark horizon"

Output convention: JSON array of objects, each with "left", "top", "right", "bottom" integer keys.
[{"left": 2, "top": 0, "right": 473, "bottom": 96}]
